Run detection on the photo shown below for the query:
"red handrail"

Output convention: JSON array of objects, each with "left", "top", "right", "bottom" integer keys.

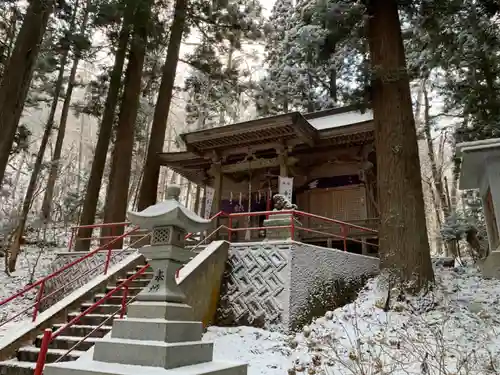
[
  {"left": 0, "top": 226, "right": 144, "bottom": 327},
  {"left": 68, "top": 222, "right": 135, "bottom": 251},
  {"left": 34, "top": 264, "right": 150, "bottom": 375},
  {"left": 225, "top": 209, "right": 378, "bottom": 251},
  {"left": 0, "top": 232, "right": 151, "bottom": 329},
  {"left": 184, "top": 211, "right": 226, "bottom": 240},
  {"left": 228, "top": 210, "right": 377, "bottom": 233}
]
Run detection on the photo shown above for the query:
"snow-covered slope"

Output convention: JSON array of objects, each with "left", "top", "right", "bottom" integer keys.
[
  {"left": 201, "top": 265, "right": 500, "bottom": 375},
  {"left": 288, "top": 265, "right": 500, "bottom": 375},
  {"left": 0, "top": 248, "right": 58, "bottom": 337}
]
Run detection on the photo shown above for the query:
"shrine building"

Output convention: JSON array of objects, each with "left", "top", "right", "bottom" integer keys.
[{"left": 158, "top": 105, "right": 379, "bottom": 255}]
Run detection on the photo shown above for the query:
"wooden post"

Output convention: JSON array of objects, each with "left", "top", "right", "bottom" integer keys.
[
  {"left": 277, "top": 146, "right": 288, "bottom": 177},
  {"left": 209, "top": 161, "right": 223, "bottom": 237}
]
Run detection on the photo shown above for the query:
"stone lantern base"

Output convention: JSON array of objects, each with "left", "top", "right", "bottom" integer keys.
[{"left": 263, "top": 213, "right": 301, "bottom": 240}]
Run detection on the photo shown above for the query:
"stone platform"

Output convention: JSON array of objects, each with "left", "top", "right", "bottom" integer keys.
[{"left": 45, "top": 301, "right": 245, "bottom": 375}]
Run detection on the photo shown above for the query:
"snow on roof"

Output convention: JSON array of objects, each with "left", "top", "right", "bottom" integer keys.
[{"left": 306, "top": 109, "right": 374, "bottom": 130}]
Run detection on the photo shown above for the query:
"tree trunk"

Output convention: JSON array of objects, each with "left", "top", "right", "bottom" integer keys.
[
  {"left": 6, "top": 2, "right": 79, "bottom": 271},
  {"left": 0, "top": 6, "right": 19, "bottom": 78},
  {"left": 102, "top": 0, "right": 152, "bottom": 249},
  {"left": 136, "top": 0, "right": 188, "bottom": 210},
  {"left": 367, "top": 0, "right": 434, "bottom": 292},
  {"left": 77, "top": 113, "right": 85, "bottom": 193},
  {"left": 423, "top": 81, "right": 449, "bottom": 215},
  {"left": 75, "top": 2, "right": 135, "bottom": 251},
  {"left": 11, "top": 153, "right": 27, "bottom": 203},
  {"left": 422, "top": 80, "right": 452, "bottom": 256},
  {"left": 41, "top": 0, "right": 90, "bottom": 221},
  {"left": 0, "top": 0, "right": 55, "bottom": 186}
]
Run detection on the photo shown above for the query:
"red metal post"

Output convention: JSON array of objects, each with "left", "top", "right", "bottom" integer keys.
[
  {"left": 32, "top": 281, "right": 45, "bottom": 321},
  {"left": 104, "top": 247, "right": 112, "bottom": 275},
  {"left": 120, "top": 286, "right": 128, "bottom": 319},
  {"left": 34, "top": 328, "right": 52, "bottom": 375},
  {"left": 341, "top": 224, "right": 347, "bottom": 252},
  {"left": 266, "top": 191, "right": 271, "bottom": 219},
  {"left": 228, "top": 216, "right": 233, "bottom": 242},
  {"left": 68, "top": 227, "right": 75, "bottom": 252},
  {"left": 290, "top": 215, "right": 295, "bottom": 240}
]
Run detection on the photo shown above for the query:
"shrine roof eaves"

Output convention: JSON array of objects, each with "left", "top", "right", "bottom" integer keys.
[{"left": 180, "top": 112, "right": 318, "bottom": 154}]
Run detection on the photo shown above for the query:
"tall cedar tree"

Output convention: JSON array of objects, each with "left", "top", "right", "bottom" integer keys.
[
  {"left": 75, "top": 1, "right": 135, "bottom": 251},
  {"left": 7, "top": 1, "right": 80, "bottom": 272},
  {"left": 367, "top": 0, "right": 434, "bottom": 292},
  {"left": 41, "top": 0, "right": 92, "bottom": 221},
  {"left": 0, "top": 0, "right": 55, "bottom": 186},
  {"left": 136, "top": 0, "right": 187, "bottom": 211},
  {"left": 101, "top": 0, "right": 152, "bottom": 249}
]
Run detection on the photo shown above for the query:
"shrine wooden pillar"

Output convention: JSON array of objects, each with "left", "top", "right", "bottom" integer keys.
[
  {"left": 209, "top": 159, "right": 223, "bottom": 235},
  {"left": 276, "top": 145, "right": 288, "bottom": 177}
]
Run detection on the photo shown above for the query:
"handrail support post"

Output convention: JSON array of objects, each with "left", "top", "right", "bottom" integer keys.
[
  {"left": 34, "top": 328, "right": 52, "bottom": 375},
  {"left": 104, "top": 247, "right": 112, "bottom": 275},
  {"left": 32, "top": 280, "right": 45, "bottom": 322},
  {"left": 290, "top": 214, "right": 295, "bottom": 240},
  {"left": 120, "top": 285, "right": 128, "bottom": 318},
  {"left": 341, "top": 224, "right": 347, "bottom": 252}
]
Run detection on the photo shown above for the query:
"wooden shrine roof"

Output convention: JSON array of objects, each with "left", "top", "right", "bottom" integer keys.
[
  {"left": 158, "top": 106, "right": 374, "bottom": 185},
  {"left": 157, "top": 151, "right": 211, "bottom": 183},
  {"left": 180, "top": 112, "right": 318, "bottom": 154}
]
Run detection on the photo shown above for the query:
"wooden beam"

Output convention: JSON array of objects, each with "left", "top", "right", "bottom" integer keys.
[{"left": 221, "top": 156, "right": 298, "bottom": 174}]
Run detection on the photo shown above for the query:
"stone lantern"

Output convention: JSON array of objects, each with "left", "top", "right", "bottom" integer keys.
[
  {"left": 44, "top": 184, "right": 247, "bottom": 374},
  {"left": 126, "top": 184, "right": 212, "bottom": 303}
]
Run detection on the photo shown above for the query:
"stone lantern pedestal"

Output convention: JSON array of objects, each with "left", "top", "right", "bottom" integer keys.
[
  {"left": 458, "top": 139, "right": 500, "bottom": 278},
  {"left": 44, "top": 185, "right": 247, "bottom": 375},
  {"left": 263, "top": 213, "right": 302, "bottom": 240}
]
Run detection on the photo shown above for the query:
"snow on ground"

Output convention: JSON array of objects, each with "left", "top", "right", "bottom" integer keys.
[
  {"left": 199, "top": 265, "right": 500, "bottom": 375},
  {"left": 204, "top": 326, "right": 290, "bottom": 375},
  {"left": 288, "top": 264, "right": 500, "bottom": 375},
  {"left": 1, "top": 258, "right": 499, "bottom": 375},
  {"left": 0, "top": 247, "right": 59, "bottom": 338}
]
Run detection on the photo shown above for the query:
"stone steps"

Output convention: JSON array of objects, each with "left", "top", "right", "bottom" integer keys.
[
  {"left": 104, "top": 286, "right": 143, "bottom": 296},
  {"left": 66, "top": 313, "right": 114, "bottom": 327},
  {"left": 16, "top": 346, "right": 84, "bottom": 363},
  {"left": 34, "top": 335, "right": 100, "bottom": 352},
  {"left": 115, "top": 278, "right": 150, "bottom": 288},
  {"left": 0, "top": 359, "right": 36, "bottom": 375},
  {"left": 0, "top": 263, "right": 153, "bottom": 375},
  {"left": 125, "top": 271, "right": 154, "bottom": 279},
  {"left": 51, "top": 324, "right": 113, "bottom": 338},
  {"left": 79, "top": 303, "right": 124, "bottom": 315},
  {"left": 45, "top": 358, "right": 247, "bottom": 375},
  {"left": 93, "top": 293, "right": 135, "bottom": 305}
]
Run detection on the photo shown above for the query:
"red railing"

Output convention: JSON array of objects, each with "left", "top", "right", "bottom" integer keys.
[
  {"left": 184, "top": 211, "right": 227, "bottom": 241},
  {"left": 68, "top": 221, "right": 143, "bottom": 251},
  {"left": 0, "top": 226, "right": 149, "bottom": 329},
  {"left": 33, "top": 264, "right": 150, "bottom": 375},
  {"left": 225, "top": 210, "right": 378, "bottom": 251}
]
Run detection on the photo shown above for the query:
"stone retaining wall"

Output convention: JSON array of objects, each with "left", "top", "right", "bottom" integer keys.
[{"left": 215, "top": 241, "right": 379, "bottom": 331}]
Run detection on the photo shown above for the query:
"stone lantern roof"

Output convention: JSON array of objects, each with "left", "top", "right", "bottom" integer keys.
[{"left": 127, "top": 185, "right": 211, "bottom": 233}]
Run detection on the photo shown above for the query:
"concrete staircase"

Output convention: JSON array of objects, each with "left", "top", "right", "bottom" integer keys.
[{"left": 0, "top": 266, "right": 153, "bottom": 375}]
